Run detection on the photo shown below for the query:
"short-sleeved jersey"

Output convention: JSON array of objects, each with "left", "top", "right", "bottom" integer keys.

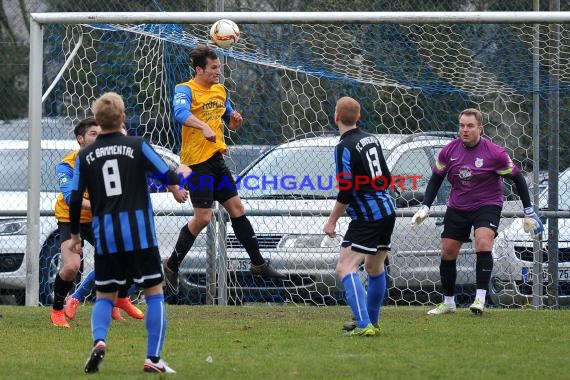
[
  {"left": 334, "top": 128, "right": 395, "bottom": 222},
  {"left": 173, "top": 79, "right": 233, "bottom": 166},
  {"left": 69, "top": 132, "right": 178, "bottom": 255},
  {"left": 433, "top": 137, "right": 520, "bottom": 211},
  {"left": 54, "top": 150, "right": 92, "bottom": 223}
]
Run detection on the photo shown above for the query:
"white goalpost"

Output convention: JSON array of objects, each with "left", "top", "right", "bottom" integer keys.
[{"left": 26, "top": 11, "right": 570, "bottom": 307}]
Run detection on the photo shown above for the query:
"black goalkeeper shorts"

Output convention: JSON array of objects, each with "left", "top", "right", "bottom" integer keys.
[{"left": 441, "top": 205, "right": 502, "bottom": 242}]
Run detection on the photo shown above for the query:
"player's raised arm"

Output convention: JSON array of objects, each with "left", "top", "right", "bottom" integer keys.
[
  {"left": 141, "top": 141, "right": 188, "bottom": 203},
  {"left": 500, "top": 153, "right": 544, "bottom": 240},
  {"left": 68, "top": 155, "right": 86, "bottom": 253}
]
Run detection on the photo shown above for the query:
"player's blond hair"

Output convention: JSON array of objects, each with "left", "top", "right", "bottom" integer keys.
[
  {"left": 92, "top": 92, "right": 125, "bottom": 130},
  {"left": 335, "top": 96, "right": 361, "bottom": 126},
  {"left": 459, "top": 108, "right": 483, "bottom": 126}
]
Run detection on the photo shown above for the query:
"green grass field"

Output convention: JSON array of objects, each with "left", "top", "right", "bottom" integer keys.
[{"left": 1, "top": 304, "right": 569, "bottom": 379}]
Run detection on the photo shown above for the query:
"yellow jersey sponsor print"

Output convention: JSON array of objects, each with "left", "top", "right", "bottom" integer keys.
[
  {"left": 177, "top": 79, "right": 228, "bottom": 166},
  {"left": 54, "top": 150, "right": 92, "bottom": 223}
]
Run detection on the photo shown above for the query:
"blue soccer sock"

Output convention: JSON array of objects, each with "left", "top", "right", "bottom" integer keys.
[
  {"left": 91, "top": 297, "right": 113, "bottom": 343},
  {"left": 342, "top": 272, "right": 370, "bottom": 328},
  {"left": 367, "top": 271, "right": 386, "bottom": 326},
  {"left": 145, "top": 293, "right": 167, "bottom": 359},
  {"left": 72, "top": 270, "right": 96, "bottom": 301}
]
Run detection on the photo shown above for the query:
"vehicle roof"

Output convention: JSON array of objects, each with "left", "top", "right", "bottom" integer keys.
[
  {"left": 273, "top": 132, "right": 455, "bottom": 151},
  {"left": 0, "top": 139, "right": 80, "bottom": 150},
  {"left": 0, "top": 140, "right": 178, "bottom": 158},
  {"left": 275, "top": 134, "right": 406, "bottom": 150}
]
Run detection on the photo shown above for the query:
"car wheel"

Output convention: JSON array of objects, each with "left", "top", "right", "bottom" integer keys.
[{"left": 38, "top": 231, "right": 61, "bottom": 306}]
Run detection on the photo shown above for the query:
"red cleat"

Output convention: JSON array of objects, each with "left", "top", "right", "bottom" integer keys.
[
  {"left": 115, "top": 297, "right": 144, "bottom": 319},
  {"left": 64, "top": 296, "right": 80, "bottom": 320},
  {"left": 50, "top": 309, "right": 70, "bottom": 328},
  {"left": 111, "top": 307, "right": 126, "bottom": 321}
]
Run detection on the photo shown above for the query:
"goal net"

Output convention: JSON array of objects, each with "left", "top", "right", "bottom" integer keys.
[{"left": 30, "top": 13, "right": 570, "bottom": 308}]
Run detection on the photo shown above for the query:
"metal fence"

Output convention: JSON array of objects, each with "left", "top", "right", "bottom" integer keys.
[{"left": 0, "top": 3, "right": 569, "bottom": 309}]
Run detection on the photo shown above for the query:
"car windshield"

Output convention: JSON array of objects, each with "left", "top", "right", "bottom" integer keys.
[
  {"left": 0, "top": 119, "right": 75, "bottom": 140},
  {"left": 239, "top": 145, "right": 389, "bottom": 200},
  {"left": 239, "top": 146, "right": 336, "bottom": 199},
  {"left": 539, "top": 169, "right": 570, "bottom": 210},
  {"left": 0, "top": 148, "right": 72, "bottom": 192},
  {"left": 225, "top": 145, "right": 269, "bottom": 175}
]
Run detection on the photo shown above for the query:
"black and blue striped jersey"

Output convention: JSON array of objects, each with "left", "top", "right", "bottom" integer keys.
[
  {"left": 334, "top": 128, "right": 395, "bottom": 221},
  {"left": 69, "top": 132, "right": 179, "bottom": 255}
]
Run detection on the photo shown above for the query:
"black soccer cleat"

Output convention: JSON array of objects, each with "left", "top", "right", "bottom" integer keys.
[
  {"left": 162, "top": 258, "right": 179, "bottom": 294},
  {"left": 250, "top": 261, "right": 287, "bottom": 279},
  {"left": 84, "top": 341, "right": 106, "bottom": 373}
]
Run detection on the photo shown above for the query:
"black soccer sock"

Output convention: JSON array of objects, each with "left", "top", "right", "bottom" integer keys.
[
  {"left": 167, "top": 225, "right": 196, "bottom": 272},
  {"left": 117, "top": 285, "right": 129, "bottom": 298},
  {"left": 231, "top": 215, "right": 265, "bottom": 266},
  {"left": 53, "top": 273, "right": 74, "bottom": 311},
  {"left": 148, "top": 356, "right": 160, "bottom": 364},
  {"left": 475, "top": 251, "right": 494, "bottom": 291},
  {"left": 440, "top": 259, "right": 457, "bottom": 297}
]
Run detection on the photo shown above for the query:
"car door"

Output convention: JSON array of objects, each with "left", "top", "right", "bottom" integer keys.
[{"left": 387, "top": 143, "right": 449, "bottom": 292}]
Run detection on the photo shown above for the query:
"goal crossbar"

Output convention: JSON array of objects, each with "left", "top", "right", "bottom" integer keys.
[
  {"left": 31, "top": 11, "right": 570, "bottom": 25},
  {"left": 26, "top": 11, "right": 570, "bottom": 306}
]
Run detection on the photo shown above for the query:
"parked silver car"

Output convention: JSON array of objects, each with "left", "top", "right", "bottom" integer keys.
[
  {"left": 176, "top": 132, "right": 507, "bottom": 305},
  {"left": 0, "top": 139, "right": 189, "bottom": 305},
  {"left": 491, "top": 167, "right": 570, "bottom": 306}
]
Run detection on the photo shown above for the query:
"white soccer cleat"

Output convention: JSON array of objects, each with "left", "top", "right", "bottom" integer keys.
[
  {"left": 427, "top": 303, "right": 456, "bottom": 315},
  {"left": 143, "top": 358, "right": 176, "bottom": 373},
  {"left": 411, "top": 205, "right": 429, "bottom": 228},
  {"left": 469, "top": 298, "right": 485, "bottom": 315}
]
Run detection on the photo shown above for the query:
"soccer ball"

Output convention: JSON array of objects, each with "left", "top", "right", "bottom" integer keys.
[{"left": 210, "top": 19, "right": 240, "bottom": 49}]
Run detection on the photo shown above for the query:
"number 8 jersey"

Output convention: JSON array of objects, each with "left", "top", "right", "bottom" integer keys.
[{"left": 69, "top": 132, "right": 179, "bottom": 255}]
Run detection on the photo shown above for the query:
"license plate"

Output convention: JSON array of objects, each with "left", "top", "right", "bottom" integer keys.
[
  {"left": 522, "top": 267, "right": 570, "bottom": 282},
  {"left": 227, "top": 258, "right": 250, "bottom": 271}
]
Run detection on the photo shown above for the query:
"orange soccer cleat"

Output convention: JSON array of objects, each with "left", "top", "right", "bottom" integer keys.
[
  {"left": 115, "top": 297, "right": 144, "bottom": 319},
  {"left": 111, "top": 307, "right": 126, "bottom": 321},
  {"left": 64, "top": 296, "right": 80, "bottom": 320},
  {"left": 50, "top": 309, "right": 70, "bottom": 328}
]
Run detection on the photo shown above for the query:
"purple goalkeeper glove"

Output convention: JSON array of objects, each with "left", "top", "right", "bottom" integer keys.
[{"left": 523, "top": 207, "right": 544, "bottom": 240}]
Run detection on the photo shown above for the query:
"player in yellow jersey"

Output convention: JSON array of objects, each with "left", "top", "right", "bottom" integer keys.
[
  {"left": 50, "top": 118, "right": 144, "bottom": 327},
  {"left": 164, "top": 45, "right": 285, "bottom": 294}
]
